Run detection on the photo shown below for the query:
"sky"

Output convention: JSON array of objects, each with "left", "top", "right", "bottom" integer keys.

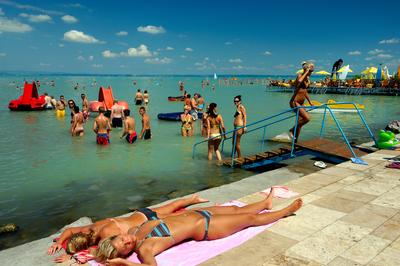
[{"left": 0, "top": 0, "right": 399, "bottom": 75}]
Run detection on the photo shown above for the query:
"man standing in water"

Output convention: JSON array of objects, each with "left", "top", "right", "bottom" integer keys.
[
  {"left": 331, "top": 59, "right": 343, "bottom": 78},
  {"left": 289, "top": 62, "right": 314, "bottom": 142},
  {"left": 138, "top": 107, "right": 151, "bottom": 140},
  {"left": 81, "top": 94, "right": 89, "bottom": 121},
  {"left": 120, "top": 109, "right": 137, "bottom": 144},
  {"left": 110, "top": 100, "right": 124, "bottom": 128},
  {"left": 93, "top": 107, "right": 112, "bottom": 145},
  {"left": 55, "top": 95, "right": 66, "bottom": 117}
]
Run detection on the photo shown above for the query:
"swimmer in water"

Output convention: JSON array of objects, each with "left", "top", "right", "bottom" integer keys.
[
  {"left": 120, "top": 109, "right": 137, "bottom": 144},
  {"left": 71, "top": 106, "right": 85, "bottom": 136},
  {"left": 93, "top": 107, "right": 112, "bottom": 145}
]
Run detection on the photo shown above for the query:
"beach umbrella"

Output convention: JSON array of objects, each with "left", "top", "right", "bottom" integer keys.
[
  {"left": 296, "top": 69, "right": 304, "bottom": 74},
  {"left": 315, "top": 70, "right": 330, "bottom": 75},
  {"left": 368, "top": 67, "right": 378, "bottom": 74},
  {"left": 397, "top": 65, "right": 400, "bottom": 78},
  {"left": 337, "top": 65, "right": 353, "bottom": 73},
  {"left": 361, "top": 68, "right": 370, "bottom": 75}
]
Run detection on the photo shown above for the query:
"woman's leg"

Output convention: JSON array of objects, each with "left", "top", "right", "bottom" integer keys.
[
  {"left": 214, "top": 139, "right": 222, "bottom": 161},
  {"left": 152, "top": 194, "right": 209, "bottom": 215},
  {"left": 290, "top": 108, "right": 310, "bottom": 141},
  {"left": 197, "top": 188, "right": 274, "bottom": 215},
  {"left": 207, "top": 141, "right": 213, "bottom": 160},
  {"left": 206, "top": 199, "right": 302, "bottom": 240}
]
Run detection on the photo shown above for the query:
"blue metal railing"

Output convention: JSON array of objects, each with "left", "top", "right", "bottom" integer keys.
[{"left": 192, "top": 102, "right": 377, "bottom": 166}]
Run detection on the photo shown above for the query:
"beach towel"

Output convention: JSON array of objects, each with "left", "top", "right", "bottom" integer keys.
[
  {"left": 89, "top": 200, "right": 277, "bottom": 266},
  {"left": 260, "top": 186, "right": 299, "bottom": 199}
]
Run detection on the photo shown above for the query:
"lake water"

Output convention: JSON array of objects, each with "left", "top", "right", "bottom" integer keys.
[{"left": 0, "top": 75, "right": 397, "bottom": 249}]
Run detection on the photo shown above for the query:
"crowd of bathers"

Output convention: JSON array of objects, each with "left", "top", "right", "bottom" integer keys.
[
  {"left": 43, "top": 89, "right": 152, "bottom": 145},
  {"left": 268, "top": 76, "right": 400, "bottom": 89}
]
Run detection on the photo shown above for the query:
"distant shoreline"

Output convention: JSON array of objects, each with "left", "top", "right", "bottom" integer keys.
[{"left": 0, "top": 72, "right": 295, "bottom": 78}]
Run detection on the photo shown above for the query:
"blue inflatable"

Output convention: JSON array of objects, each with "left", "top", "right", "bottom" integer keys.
[{"left": 157, "top": 112, "right": 203, "bottom": 121}]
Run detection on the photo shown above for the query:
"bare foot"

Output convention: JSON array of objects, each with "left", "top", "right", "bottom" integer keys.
[
  {"left": 285, "top": 198, "right": 303, "bottom": 216},
  {"left": 265, "top": 187, "right": 275, "bottom": 210},
  {"left": 191, "top": 194, "right": 209, "bottom": 204}
]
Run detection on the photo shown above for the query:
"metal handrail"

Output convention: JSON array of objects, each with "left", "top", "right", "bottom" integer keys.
[{"left": 192, "top": 102, "right": 377, "bottom": 166}]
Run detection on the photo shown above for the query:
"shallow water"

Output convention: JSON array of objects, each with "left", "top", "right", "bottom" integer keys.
[{"left": 0, "top": 75, "right": 397, "bottom": 249}]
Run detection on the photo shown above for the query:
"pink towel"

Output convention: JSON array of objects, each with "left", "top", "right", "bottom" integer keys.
[
  {"left": 260, "top": 186, "right": 299, "bottom": 199},
  {"left": 89, "top": 201, "right": 276, "bottom": 266}
]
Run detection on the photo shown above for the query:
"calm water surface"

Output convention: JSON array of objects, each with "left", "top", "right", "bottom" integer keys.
[{"left": 0, "top": 75, "right": 397, "bottom": 249}]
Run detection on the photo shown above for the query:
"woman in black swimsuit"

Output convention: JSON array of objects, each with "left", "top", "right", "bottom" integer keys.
[{"left": 96, "top": 193, "right": 303, "bottom": 265}]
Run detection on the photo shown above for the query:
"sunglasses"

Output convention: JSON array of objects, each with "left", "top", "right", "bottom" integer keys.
[{"left": 234, "top": 100, "right": 240, "bottom": 103}]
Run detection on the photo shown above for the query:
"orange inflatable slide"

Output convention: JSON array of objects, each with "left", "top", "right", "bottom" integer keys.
[{"left": 89, "top": 86, "right": 129, "bottom": 112}]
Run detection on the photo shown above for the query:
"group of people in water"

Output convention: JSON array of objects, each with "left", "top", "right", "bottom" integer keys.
[
  {"left": 47, "top": 190, "right": 303, "bottom": 265},
  {"left": 49, "top": 91, "right": 152, "bottom": 145},
  {"left": 179, "top": 90, "right": 247, "bottom": 161}
]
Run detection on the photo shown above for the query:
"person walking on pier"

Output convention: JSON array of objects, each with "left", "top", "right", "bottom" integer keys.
[{"left": 289, "top": 62, "right": 314, "bottom": 142}]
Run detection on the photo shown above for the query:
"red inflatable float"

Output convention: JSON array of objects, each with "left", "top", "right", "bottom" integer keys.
[
  {"left": 8, "top": 82, "right": 46, "bottom": 111},
  {"left": 89, "top": 86, "right": 129, "bottom": 112}
]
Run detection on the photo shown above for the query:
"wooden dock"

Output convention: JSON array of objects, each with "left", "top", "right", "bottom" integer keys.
[{"left": 223, "top": 138, "right": 369, "bottom": 169}]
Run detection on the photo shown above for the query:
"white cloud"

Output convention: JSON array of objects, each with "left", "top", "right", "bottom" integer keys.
[
  {"left": 88, "top": 55, "right": 94, "bottom": 61},
  {"left": 102, "top": 50, "right": 119, "bottom": 58},
  {"left": 63, "top": 30, "right": 102, "bottom": 44},
  {"left": 376, "top": 53, "right": 393, "bottom": 59},
  {"left": 59, "top": 43, "right": 64, "bottom": 47},
  {"left": 102, "top": 45, "right": 153, "bottom": 58},
  {"left": 233, "top": 65, "right": 243, "bottom": 70},
  {"left": 77, "top": 55, "right": 85, "bottom": 61},
  {"left": 379, "top": 38, "right": 400, "bottom": 44},
  {"left": 19, "top": 13, "right": 52, "bottom": 23},
  {"left": 263, "top": 51, "right": 272, "bottom": 56},
  {"left": 92, "top": 64, "right": 103, "bottom": 68},
  {"left": 368, "top": 49, "right": 384, "bottom": 55},
  {"left": 348, "top": 50, "right": 361, "bottom": 56},
  {"left": 125, "top": 45, "right": 152, "bottom": 57},
  {"left": 1, "top": 1, "right": 63, "bottom": 15},
  {"left": 39, "top": 62, "right": 51, "bottom": 66},
  {"left": 185, "top": 47, "right": 193, "bottom": 52},
  {"left": 0, "top": 16, "right": 33, "bottom": 33},
  {"left": 144, "top": 57, "right": 172, "bottom": 64},
  {"left": 225, "top": 41, "right": 232, "bottom": 45},
  {"left": 116, "top": 31, "right": 128, "bottom": 36},
  {"left": 165, "top": 46, "right": 174, "bottom": 51},
  {"left": 0, "top": 52, "right": 6, "bottom": 57},
  {"left": 0, "top": 8, "right": 4, "bottom": 16},
  {"left": 229, "top": 58, "right": 242, "bottom": 63},
  {"left": 180, "top": 55, "right": 187, "bottom": 59},
  {"left": 137, "top": 25, "right": 165, "bottom": 34},
  {"left": 61, "top": 15, "right": 78, "bottom": 24}
]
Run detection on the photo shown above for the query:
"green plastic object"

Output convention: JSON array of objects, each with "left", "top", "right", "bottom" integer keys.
[{"left": 377, "top": 130, "right": 399, "bottom": 149}]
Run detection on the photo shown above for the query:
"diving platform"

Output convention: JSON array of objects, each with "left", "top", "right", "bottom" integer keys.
[{"left": 222, "top": 138, "right": 370, "bottom": 170}]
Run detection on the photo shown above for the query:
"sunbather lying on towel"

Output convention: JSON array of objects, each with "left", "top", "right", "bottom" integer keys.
[
  {"left": 48, "top": 194, "right": 209, "bottom": 262},
  {"left": 95, "top": 194, "right": 303, "bottom": 266}
]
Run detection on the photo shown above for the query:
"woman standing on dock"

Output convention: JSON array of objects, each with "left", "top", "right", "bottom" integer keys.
[
  {"left": 207, "top": 103, "right": 226, "bottom": 161},
  {"left": 289, "top": 62, "right": 314, "bottom": 142},
  {"left": 233, "top": 95, "right": 247, "bottom": 158}
]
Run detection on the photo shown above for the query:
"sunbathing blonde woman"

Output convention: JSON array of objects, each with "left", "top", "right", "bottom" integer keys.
[
  {"left": 47, "top": 195, "right": 209, "bottom": 262},
  {"left": 96, "top": 191, "right": 302, "bottom": 266}
]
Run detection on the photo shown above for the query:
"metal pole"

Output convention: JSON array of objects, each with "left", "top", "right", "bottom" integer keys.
[
  {"left": 261, "top": 126, "right": 266, "bottom": 152},
  {"left": 290, "top": 108, "right": 300, "bottom": 157},
  {"left": 326, "top": 107, "right": 358, "bottom": 158},
  {"left": 320, "top": 105, "right": 328, "bottom": 137},
  {"left": 231, "top": 129, "right": 237, "bottom": 167}
]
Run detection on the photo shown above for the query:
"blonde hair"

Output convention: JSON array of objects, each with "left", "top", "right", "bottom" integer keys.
[
  {"left": 66, "top": 230, "right": 97, "bottom": 254},
  {"left": 95, "top": 235, "right": 119, "bottom": 263}
]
